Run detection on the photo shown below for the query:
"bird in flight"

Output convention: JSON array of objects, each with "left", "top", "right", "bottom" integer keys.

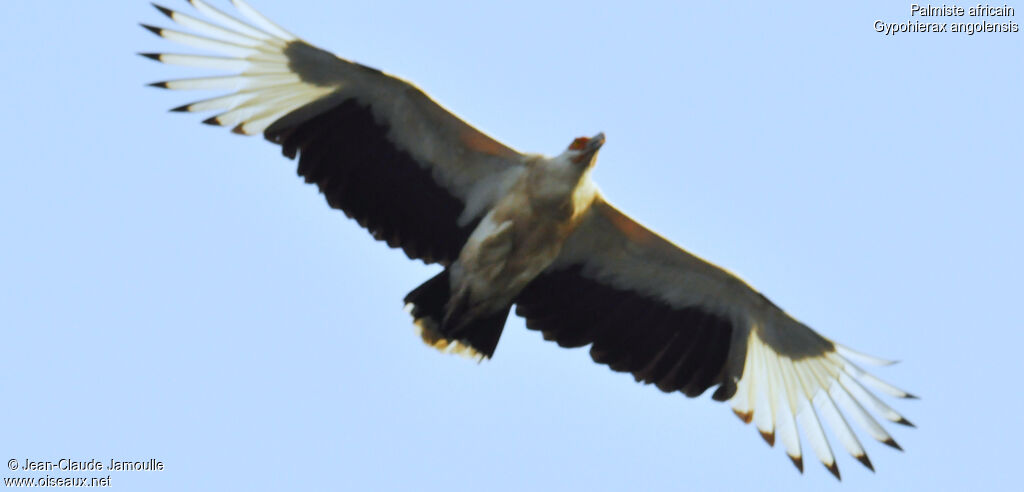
[{"left": 141, "top": 0, "right": 914, "bottom": 479}]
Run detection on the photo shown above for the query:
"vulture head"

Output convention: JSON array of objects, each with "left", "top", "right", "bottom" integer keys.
[{"left": 568, "top": 132, "right": 605, "bottom": 167}]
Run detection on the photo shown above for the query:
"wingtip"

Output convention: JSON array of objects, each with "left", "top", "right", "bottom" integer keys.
[
  {"left": 169, "top": 103, "right": 191, "bottom": 113},
  {"left": 201, "top": 115, "right": 222, "bottom": 126},
  {"left": 152, "top": 3, "right": 174, "bottom": 18},
  {"left": 147, "top": 81, "right": 170, "bottom": 89},
  {"left": 903, "top": 392, "right": 921, "bottom": 400},
  {"left": 732, "top": 409, "right": 753, "bottom": 424},
  {"left": 138, "top": 52, "right": 162, "bottom": 62},
  {"left": 856, "top": 454, "right": 875, "bottom": 472},
  {"left": 788, "top": 454, "right": 804, "bottom": 474},
  {"left": 895, "top": 417, "right": 916, "bottom": 428},
  {"left": 758, "top": 430, "right": 775, "bottom": 447},
  {"left": 824, "top": 461, "right": 841, "bottom": 481},
  {"left": 140, "top": 23, "right": 164, "bottom": 36},
  {"left": 882, "top": 437, "right": 903, "bottom": 452}
]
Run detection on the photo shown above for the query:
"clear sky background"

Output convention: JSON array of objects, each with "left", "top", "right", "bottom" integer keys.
[{"left": 2, "top": 1, "right": 1021, "bottom": 490}]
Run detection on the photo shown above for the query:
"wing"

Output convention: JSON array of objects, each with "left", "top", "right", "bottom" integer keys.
[
  {"left": 142, "top": 0, "right": 526, "bottom": 264},
  {"left": 514, "top": 197, "right": 915, "bottom": 479}
]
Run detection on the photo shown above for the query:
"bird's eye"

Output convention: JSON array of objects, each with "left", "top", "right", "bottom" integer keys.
[{"left": 569, "top": 137, "right": 590, "bottom": 151}]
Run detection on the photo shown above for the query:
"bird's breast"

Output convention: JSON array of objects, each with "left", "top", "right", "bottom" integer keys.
[{"left": 456, "top": 172, "right": 596, "bottom": 303}]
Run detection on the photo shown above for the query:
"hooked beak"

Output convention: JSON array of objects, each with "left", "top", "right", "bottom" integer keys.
[{"left": 587, "top": 132, "right": 606, "bottom": 153}]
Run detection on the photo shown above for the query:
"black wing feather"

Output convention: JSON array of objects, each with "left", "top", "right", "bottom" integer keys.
[
  {"left": 265, "top": 98, "right": 477, "bottom": 265},
  {"left": 515, "top": 265, "right": 737, "bottom": 399}
]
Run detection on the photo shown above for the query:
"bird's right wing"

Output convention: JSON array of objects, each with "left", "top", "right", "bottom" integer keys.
[
  {"left": 142, "top": 0, "right": 527, "bottom": 265},
  {"left": 515, "top": 197, "right": 915, "bottom": 479}
]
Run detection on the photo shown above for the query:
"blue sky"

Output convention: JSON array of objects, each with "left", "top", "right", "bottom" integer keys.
[{"left": 1, "top": 1, "right": 1021, "bottom": 490}]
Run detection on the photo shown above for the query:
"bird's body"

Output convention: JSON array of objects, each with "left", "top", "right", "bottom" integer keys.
[
  {"left": 143, "top": 0, "right": 914, "bottom": 479},
  {"left": 445, "top": 147, "right": 601, "bottom": 343}
]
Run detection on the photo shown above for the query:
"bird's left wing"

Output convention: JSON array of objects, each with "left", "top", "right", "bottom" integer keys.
[
  {"left": 515, "top": 197, "right": 914, "bottom": 479},
  {"left": 142, "top": 0, "right": 526, "bottom": 265}
]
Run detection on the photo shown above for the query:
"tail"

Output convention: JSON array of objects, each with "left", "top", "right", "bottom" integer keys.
[{"left": 403, "top": 269, "right": 511, "bottom": 360}]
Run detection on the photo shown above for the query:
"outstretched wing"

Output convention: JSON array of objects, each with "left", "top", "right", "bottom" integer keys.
[
  {"left": 515, "top": 197, "right": 915, "bottom": 479},
  {"left": 142, "top": 0, "right": 526, "bottom": 264}
]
